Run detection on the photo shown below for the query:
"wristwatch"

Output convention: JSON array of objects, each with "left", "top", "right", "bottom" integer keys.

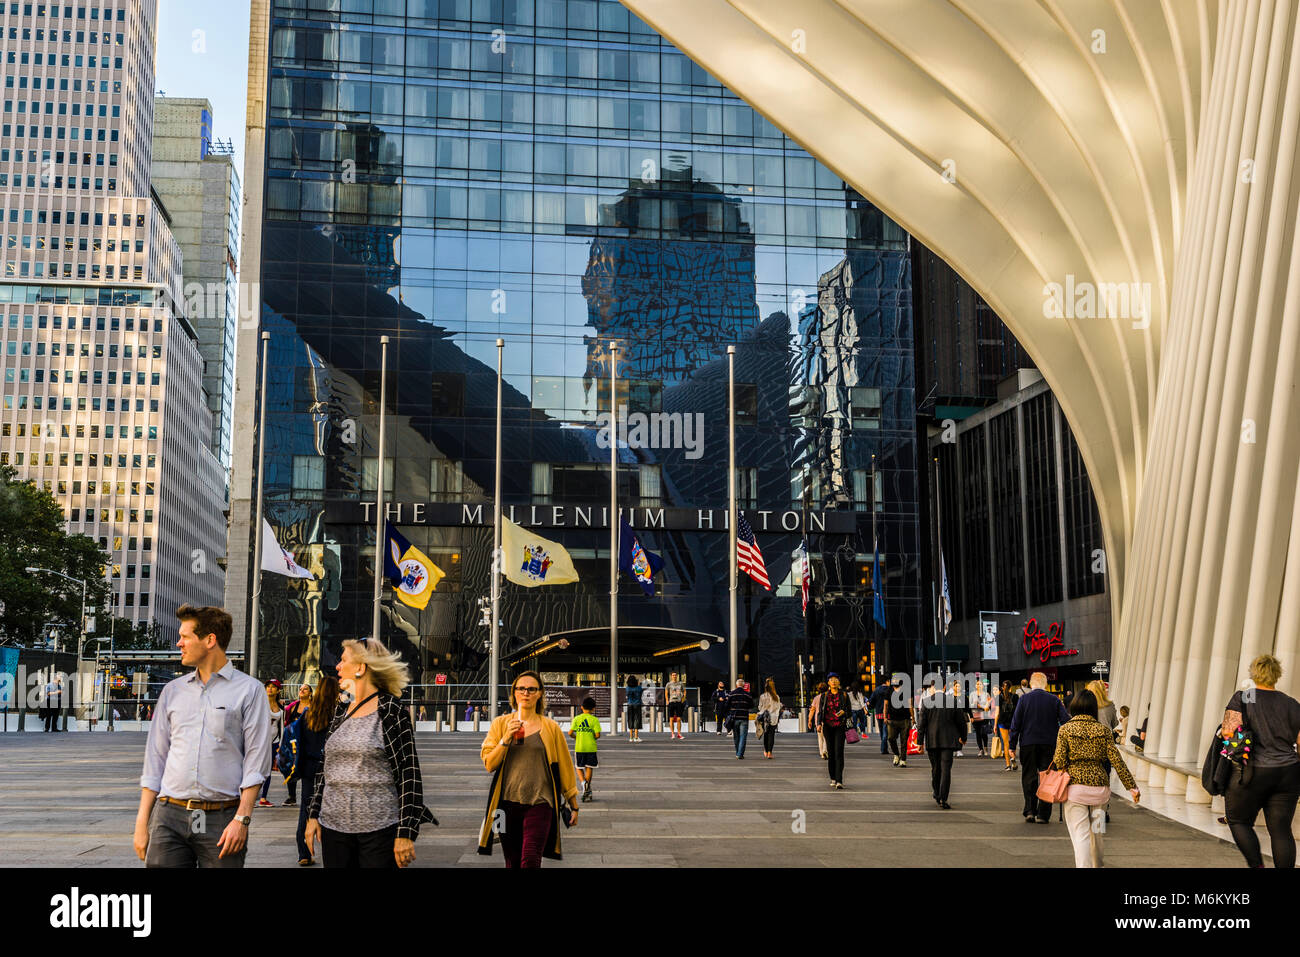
[{"left": 234, "top": 814, "right": 251, "bottom": 827}]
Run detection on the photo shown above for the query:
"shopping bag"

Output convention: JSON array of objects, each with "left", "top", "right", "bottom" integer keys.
[
  {"left": 817, "top": 729, "right": 828, "bottom": 758},
  {"left": 906, "top": 728, "right": 923, "bottom": 755},
  {"left": 991, "top": 735, "right": 1004, "bottom": 759},
  {"left": 845, "top": 727, "right": 861, "bottom": 744}
]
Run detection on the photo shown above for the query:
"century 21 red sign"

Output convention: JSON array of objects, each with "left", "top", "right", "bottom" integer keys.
[{"left": 1022, "top": 618, "right": 1080, "bottom": 663}]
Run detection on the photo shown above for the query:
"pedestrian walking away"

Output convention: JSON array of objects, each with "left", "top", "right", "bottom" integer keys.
[
  {"left": 134, "top": 605, "right": 272, "bottom": 868},
  {"left": 849, "top": 682, "right": 867, "bottom": 737},
  {"left": 478, "top": 670, "right": 581, "bottom": 867},
  {"left": 818, "top": 673, "right": 851, "bottom": 788},
  {"left": 885, "top": 677, "right": 912, "bottom": 767},
  {"left": 970, "top": 681, "right": 993, "bottom": 756},
  {"left": 1219, "top": 654, "right": 1300, "bottom": 868},
  {"left": 711, "top": 681, "right": 729, "bottom": 734},
  {"left": 292, "top": 677, "right": 338, "bottom": 865},
  {"left": 757, "top": 678, "right": 781, "bottom": 759},
  {"left": 665, "top": 672, "right": 687, "bottom": 738},
  {"left": 995, "top": 680, "right": 1018, "bottom": 771},
  {"left": 727, "top": 678, "right": 753, "bottom": 759},
  {"left": 916, "top": 683, "right": 966, "bottom": 807},
  {"left": 258, "top": 679, "right": 285, "bottom": 807},
  {"left": 868, "top": 680, "right": 891, "bottom": 754},
  {"left": 569, "top": 697, "right": 601, "bottom": 801},
  {"left": 304, "top": 638, "right": 437, "bottom": 869},
  {"left": 1009, "top": 672, "right": 1070, "bottom": 823},
  {"left": 625, "top": 675, "right": 644, "bottom": 743},
  {"left": 281, "top": 684, "right": 312, "bottom": 805},
  {"left": 1052, "top": 689, "right": 1139, "bottom": 867}
]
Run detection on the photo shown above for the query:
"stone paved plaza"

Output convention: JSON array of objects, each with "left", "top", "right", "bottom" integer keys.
[{"left": 0, "top": 730, "right": 1246, "bottom": 867}]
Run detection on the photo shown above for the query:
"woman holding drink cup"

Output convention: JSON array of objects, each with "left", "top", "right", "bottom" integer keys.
[{"left": 477, "top": 670, "right": 581, "bottom": 867}]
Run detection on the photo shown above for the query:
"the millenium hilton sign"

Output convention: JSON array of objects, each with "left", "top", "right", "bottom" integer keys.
[{"left": 324, "top": 502, "right": 858, "bottom": 534}]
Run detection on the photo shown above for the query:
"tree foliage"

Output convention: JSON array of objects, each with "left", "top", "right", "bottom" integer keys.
[{"left": 0, "top": 465, "right": 111, "bottom": 645}]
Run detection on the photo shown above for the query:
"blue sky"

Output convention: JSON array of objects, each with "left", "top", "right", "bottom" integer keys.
[{"left": 155, "top": 0, "right": 252, "bottom": 174}]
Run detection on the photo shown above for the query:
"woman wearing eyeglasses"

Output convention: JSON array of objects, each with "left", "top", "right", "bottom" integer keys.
[{"left": 478, "top": 670, "right": 581, "bottom": 867}]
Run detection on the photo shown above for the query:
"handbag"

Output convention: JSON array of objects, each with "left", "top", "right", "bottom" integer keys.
[
  {"left": 845, "top": 727, "right": 861, "bottom": 744},
  {"left": 991, "top": 735, "right": 1004, "bottom": 759},
  {"left": 1037, "top": 766, "right": 1070, "bottom": 803},
  {"left": 906, "top": 727, "right": 923, "bottom": 755},
  {"left": 560, "top": 804, "right": 575, "bottom": 828},
  {"left": 817, "top": 729, "right": 827, "bottom": 758},
  {"left": 724, "top": 714, "right": 735, "bottom": 733}
]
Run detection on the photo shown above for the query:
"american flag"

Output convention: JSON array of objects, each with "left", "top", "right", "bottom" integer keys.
[
  {"left": 737, "top": 513, "right": 771, "bottom": 590},
  {"left": 799, "top": 539, "right": 811, "bottom": 614}
]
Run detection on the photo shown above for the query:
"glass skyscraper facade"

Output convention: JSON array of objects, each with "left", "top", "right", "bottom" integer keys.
[{"left": 246, "top": 0, "right": 920, "bottom": 695}]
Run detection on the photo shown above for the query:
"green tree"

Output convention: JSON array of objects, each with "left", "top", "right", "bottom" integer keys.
[{"left": 0, "top": 464, "right": 111, "bottom": 646}]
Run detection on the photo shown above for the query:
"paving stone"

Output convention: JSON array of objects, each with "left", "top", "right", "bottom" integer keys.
[{"left": 0, "top": 730, "right": 1249, "bottom": 867}]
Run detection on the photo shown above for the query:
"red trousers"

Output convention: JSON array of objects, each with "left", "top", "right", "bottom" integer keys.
[{"left": 500, "top": 801, "right": 552, "bottom": 868}]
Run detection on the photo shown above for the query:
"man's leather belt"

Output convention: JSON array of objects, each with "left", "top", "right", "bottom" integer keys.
[{"left": 158, "top": 796, "right": 240, "bottom": 811}]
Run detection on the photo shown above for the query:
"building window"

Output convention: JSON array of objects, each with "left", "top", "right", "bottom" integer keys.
[
  {"left": 789, "top": 385, "right": 821, "bottom": 428},
  {"left": 292, "top": 455, "right": 325, "bottom": 499},
  {"left": 734, "top": 382, "right": 757, "bottom": 424},
  {"left": 430, "top": 458, "right": 463, "bottom": 501},
  {"left": 532, "top": 462, "right": 662, "bottom": 506},
  {"left": 430, "top": 373, "right": 465, "bottom": 417},
  {"left": 850, "top": 387, "right": 881, "bottom": 430},
  {"left": 361, "top": 457, "right": 394, "bottom": 493}
]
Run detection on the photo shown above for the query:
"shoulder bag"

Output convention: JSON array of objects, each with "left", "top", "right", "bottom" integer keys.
[{"left": 1217, "top": 695, "right": 1255, "bottom": 787}]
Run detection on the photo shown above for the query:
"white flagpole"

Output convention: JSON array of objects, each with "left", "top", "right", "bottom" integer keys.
[
  {"left": 489, "top": 338, "right": 504, "bottom": 721},
  {"left": 934, "top": 455, "right": 947, "bottom": 684},
  {"left": 370, "top": 335, "right": 390, "bottom": 643},
  {"left": 609, "top": 342, "right": 619, "bottom": 734},
  {"left": 249, "top": 331, "right": 270, "bottom": 677},
  {"left": 727, "top": 345, "right": 737, "bottom": 689}
]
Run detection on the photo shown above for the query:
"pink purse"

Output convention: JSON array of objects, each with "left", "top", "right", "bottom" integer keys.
[{"left": 1036, "top": 767, "right": 1070, "bottom": 803}]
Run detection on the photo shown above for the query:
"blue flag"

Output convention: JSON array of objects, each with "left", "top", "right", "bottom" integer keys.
[
  {"left": 872, "top": 536, "right": 886, "bottom": 629},
  {"left": 618, "top": 519, "right": 663, "bottom": 596}
]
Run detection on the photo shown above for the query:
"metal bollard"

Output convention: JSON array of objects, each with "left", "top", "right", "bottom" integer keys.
[
  {"left": 473, "top": 708, "right": 481, "bottom": 733},
  {"left": 799, "top": 708, "right": 807, "bottom": 733},
  {"left": 688, "top": 708, "right": 697, "bottom": 733},
  {"left": 435, "top": 710, "right": 444, "bottom": 733},
  {"left": 654, "top": 709, "right": 663, "bottom": 733}
]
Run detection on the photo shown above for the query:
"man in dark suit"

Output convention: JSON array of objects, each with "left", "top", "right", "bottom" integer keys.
[
  {"left": 1009, "top": 671, "right": 1071, "bottom": 822},
  {"left": 916, "top": 682, "right": 967, "bottom": 808}
]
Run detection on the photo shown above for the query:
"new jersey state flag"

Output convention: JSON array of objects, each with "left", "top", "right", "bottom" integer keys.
[
  {"left": 502, "top": 517, "right": 579, "bottom": 587},
  {"left": 383, "top": 521, "right": 444, "bottom": 609}
]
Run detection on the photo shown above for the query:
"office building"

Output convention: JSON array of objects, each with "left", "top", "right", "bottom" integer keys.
[
  {"left": 230, "top": 0, "right": 924, "bottom": 694},
  {"left": 0, "top": 0, "right": 226, "bottom": 641},
  {"left": 150, "top": 96, "right": 241, "bottom": 469}
]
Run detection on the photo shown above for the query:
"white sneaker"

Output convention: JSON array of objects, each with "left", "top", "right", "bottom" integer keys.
[
  {"left": 955, "top": 750, "right": 963, "bottom": 757},
  {"left": 892, "top": 755, "right": 899, "bottom": 766}
]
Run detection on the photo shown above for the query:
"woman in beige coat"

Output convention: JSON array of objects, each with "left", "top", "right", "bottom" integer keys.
[{"left": 477, "top": 670, "right": 580, "bottom": 867}]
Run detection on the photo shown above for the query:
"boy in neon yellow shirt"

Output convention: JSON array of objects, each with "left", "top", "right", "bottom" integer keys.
[{"left": 568, "top": 696, "right": 601, "bottom": 802}]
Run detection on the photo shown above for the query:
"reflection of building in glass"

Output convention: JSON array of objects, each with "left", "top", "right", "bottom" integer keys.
[
  {"left": 231, "top": 0, "right": 923, "bottom": 698},
  {"left": 583, "top": 165, "right": 757, "bottom": 382}
]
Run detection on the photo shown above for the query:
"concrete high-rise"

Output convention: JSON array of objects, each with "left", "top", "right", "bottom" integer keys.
[
  {"left": 0, "top": 0, "right": 226, "bottom": 642},
  {"left": 150, "top": 96, "right": 241, "bottom": 469}
]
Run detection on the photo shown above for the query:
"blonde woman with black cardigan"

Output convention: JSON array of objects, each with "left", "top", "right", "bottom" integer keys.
[{"left": 478, "top": 670, "right": 581, "bottom": 867}]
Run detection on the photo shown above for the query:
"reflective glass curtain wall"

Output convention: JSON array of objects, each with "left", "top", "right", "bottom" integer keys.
[{"left": 254, "top": 0, "right": 919, "bottom": 691}]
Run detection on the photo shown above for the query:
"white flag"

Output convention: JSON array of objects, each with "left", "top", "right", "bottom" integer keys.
[
  {"left": 261, "top": 519, "right": 316, "bottom": 579},
  {"left": 939, "top": 552, "right": 952, "bottom": 636}
]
